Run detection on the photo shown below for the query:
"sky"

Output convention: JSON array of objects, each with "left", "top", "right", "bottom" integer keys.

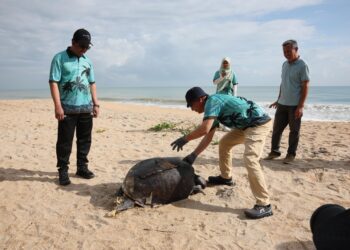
[{"left": 0, "top": 0, "right": 349, "bottom": 89}]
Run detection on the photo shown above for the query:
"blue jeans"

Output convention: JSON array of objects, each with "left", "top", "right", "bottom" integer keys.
[
  {"left": 56, "top": 113, "right": 93, "bottom": 169},
  {"left": 271, "top": 104, "right": 301, "bottom": 156}
]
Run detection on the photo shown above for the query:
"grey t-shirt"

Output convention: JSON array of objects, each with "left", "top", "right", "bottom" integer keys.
[{"left": 278, "top": 58, "right": 310, "bottom": 106}]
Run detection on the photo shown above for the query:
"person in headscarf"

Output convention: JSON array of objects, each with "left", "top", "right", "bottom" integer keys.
[{"left": 213, "top": 57, "right": 238, "bottom": 96}]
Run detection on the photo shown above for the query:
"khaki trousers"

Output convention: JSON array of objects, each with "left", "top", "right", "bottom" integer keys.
[{"left": 218, "top": 121, "right": 272, "bottom": 206}]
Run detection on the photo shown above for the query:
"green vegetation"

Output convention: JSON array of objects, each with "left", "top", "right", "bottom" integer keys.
[
  {"left": 96, "top": 128, "right": 107, "bottom": 133},
  {"left": 177, "top": 124, "right": 197, "bottom": 136},
  {"left": 148, "top": 122, "right": 196, "bottom": 135},
  {"left": 211, "top": 139, "right": 219, "bottom": 145},
  {"left": 148, "top": 122, "right": 177, "bottom": 132}
]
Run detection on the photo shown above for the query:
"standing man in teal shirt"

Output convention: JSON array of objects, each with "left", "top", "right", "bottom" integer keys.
[
  {"left": 171, "top": 87, "right": 273, "bottom": 219},
  {"left": 49, "top": 29, "right": 100, "bottom": 185},
  {"left": 265, "top": 39, "right": 310, "bottom": 163}
]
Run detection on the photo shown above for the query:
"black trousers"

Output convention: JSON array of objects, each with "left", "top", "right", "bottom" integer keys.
[
  {"left": 56, "top": 113, "right": 93, "bottom": 169},
  {"left": 271, "top": 104, "right": 301, "bottom": 156}
]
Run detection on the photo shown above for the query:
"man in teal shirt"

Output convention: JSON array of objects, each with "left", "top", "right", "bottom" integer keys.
[
  {"left": 265, "top": 39, "right": 310, "bottom": 163},
  {"left": 49, "top": 29, "right": 100, "bottom": 185},
  {"left": 171, "top": 87, "right": 273, "bottom": 219}
]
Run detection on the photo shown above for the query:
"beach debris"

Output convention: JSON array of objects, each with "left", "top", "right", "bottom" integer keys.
[
  {"left": 95, "top": 128, "right": 107, "bottom": 133},
  {"left": 216, "top": 188, "right": 235, "bottom": 200},
  {"left": 318, "top": 147, "right": 329, "bottom": 154},
  {"left": 315, "top": 172, "right": 324, "bottom": 182},
  {"left": 109, "top": 157, "right": 206, "bottom": 215}
]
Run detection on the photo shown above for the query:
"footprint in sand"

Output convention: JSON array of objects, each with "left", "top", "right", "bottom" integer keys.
[
  {"left": 315, "top": 172, "right": 324, "bottom": 182},
  {"left": 332, "top": 143, "right": 347, "bottom": 148},
  {"left": 327, "top": 183, "right": 339, "bottom": 192}
]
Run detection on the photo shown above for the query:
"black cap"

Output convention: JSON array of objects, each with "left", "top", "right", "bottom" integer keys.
[
  {"left": 72, "top": 28, "right": 93, "bottom": 47},
  {"left": 185, "top": 87, "right": 208, "bottom": 107}
]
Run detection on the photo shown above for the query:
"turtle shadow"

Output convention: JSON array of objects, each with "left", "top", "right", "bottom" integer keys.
[
  {"left": 172, "top": 199, "right": 243, "bottom": 216},
  {"left": 63, "top": 182, "right": 121, "bottom": 210}
]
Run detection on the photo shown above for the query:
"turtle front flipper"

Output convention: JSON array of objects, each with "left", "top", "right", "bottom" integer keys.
[
  {"left": 106, "top": 197, "right": 135, "bottom": 217},
  {"left": 115, "top": 197, "right": 135, "bottom": 212},
  {"left": 194, "top": 174, "right": 207, "bottom": 189},
  {"left": 191, "top": 174, "right": 207, "bottom": 195},
  {"left": 191, "top": 185, "right": 205, "bottom": 195}
]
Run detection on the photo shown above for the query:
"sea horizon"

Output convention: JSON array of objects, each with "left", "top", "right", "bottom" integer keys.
[{"left": 1, "top": 85, "right": 350, "bottom": 121}]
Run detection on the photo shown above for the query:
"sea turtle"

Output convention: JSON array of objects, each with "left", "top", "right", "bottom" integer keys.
[{"left": 113, "top": 157, "right": 206, "bottom": 212}]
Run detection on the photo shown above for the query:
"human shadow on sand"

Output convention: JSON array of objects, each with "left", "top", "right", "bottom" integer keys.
[
  {"left": 261, "top": 158, "right": 350, "bottom": 172},
  {"left": 172, "top": 199, "right": 245, "bottom": 218},
  {"left": 0, "top": 167, "right": 120, "bottom": 210},
  {"left": 276, "top": 240, "right": 315, "bottom": 250}
]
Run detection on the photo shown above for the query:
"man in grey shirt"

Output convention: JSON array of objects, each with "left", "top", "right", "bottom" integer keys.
[{"left": 265, "top": 39, "right": 310, "bottom": 163}]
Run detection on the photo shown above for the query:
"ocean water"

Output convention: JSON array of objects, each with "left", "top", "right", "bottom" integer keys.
[{"left": 1, "top": 86, "right": 349, "bottom": 121}]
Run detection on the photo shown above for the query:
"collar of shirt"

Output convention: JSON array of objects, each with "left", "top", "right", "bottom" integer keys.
[
  {"left": 66, "top": 47, "right": 86, "bottom": 59},
  {"left": 288, "top": 56, "right": 300, "bottom": 65}
]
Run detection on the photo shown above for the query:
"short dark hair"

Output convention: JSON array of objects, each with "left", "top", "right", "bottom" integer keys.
[{"left": 282, "top": 39, "right": 298, "bottom": 48}]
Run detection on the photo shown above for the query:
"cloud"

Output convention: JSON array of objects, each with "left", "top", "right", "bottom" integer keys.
[
  {"left": 304, "top": 46, "right": 350, "bottom": 85},
  {"left": 0, "top": 0, "right": 349, "bottom": 88},
  {"left": 91, "top": 38, "right": 145, "bottom": 68}
]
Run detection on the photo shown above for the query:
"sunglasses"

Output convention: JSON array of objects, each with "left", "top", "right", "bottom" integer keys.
[
  {"left": 75, "top": 41, "right": 91, "bottom": 50},
  {"left": 79, "top": 44, "right": 90, "bottom": 50}
]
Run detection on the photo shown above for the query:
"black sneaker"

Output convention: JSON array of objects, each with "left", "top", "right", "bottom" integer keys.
[
  {"left": 244, "top": 204, "right": 273, "bottom": 219},
  {"left": 207, "top": 175, "right": 234, "bottom": 186},
  {"left": 76, "top": 166, "right": 95, "bottom": 179},
  {"left": 283, "top": 154, "right": 295, "bottom": 164},
  {"left": 58, "top": 168, "right": 71, "bottom": 186},
  {"left": 264, "top": 151, "right": 281, "bottom": 160}
]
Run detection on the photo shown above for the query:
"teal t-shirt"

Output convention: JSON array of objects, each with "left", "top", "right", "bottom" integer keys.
[
  {"left": 278, "top": 58, "right": 310, "bottom": 106},
  {"left": 204, "top": 94, "right": 270, "bottom": 129},
  {"left": 213, "top": 70, "right": 238, "bottom": 95},
  {"left": 49, "top": 48, "right": 95, "bottom": 114}
]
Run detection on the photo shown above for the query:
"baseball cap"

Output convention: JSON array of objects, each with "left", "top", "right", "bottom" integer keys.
[
  {"left": 72, "top": 28, "right": 93, "bottom": 48},
  {"left": 185, "top": 87, "right": 208, "bottom": 107}
]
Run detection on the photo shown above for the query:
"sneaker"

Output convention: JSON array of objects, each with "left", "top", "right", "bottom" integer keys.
[
  {"left": 58, "top": 168, "right": 71, "bottom": 186},
  {"left": 207, "top": 175, "right": 234, "bottom": 186},
  {"left": 244, "top": 204, "right": 273, "bottom": 219},
  {"left": 264, "top": 151, "right": 281, "bottom": 160},
  {"left": 283, "top": 154, "right": 295, "bottom": 164},
  {"left": 76, "top": 166, "right": 95, "bottom": 179}
]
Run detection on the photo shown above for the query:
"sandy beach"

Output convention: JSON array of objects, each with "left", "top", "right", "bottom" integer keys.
[{"left": 0, "top": 99, "right": 349, "bottom": 250}]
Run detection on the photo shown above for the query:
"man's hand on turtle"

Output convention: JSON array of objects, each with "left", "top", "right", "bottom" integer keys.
[
  {"left": 183, "top": 152, "right": 197, "bottom": 165},
  {"left": 171, "top": 136, "right": 188, "bottom": 151}
]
